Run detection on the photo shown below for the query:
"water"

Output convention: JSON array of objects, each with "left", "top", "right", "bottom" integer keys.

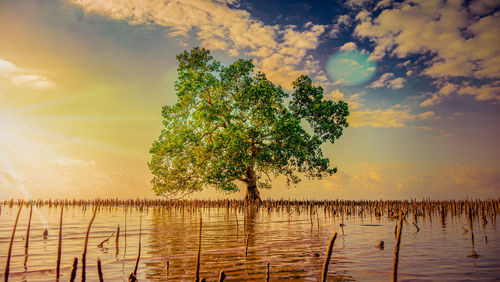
[{"left": 1, "top": 204, "right": 499, "bottom": 281}]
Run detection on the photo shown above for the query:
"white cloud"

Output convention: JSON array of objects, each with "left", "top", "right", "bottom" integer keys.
[
  {"left": 345, "top": 0, "right": 372, "bottom": 8},
  {"left": 375, "top": 0, "right": 393, "bottom": 10},
  {"left": 354, "top": 1, "right": 500, "bottom": 80},
  {"left": 339, "top": 42, "right": 358, "bottom": 52},
  {"left": 0, "top": 59, "right": 53, "bottom": 89},
  {"left": 448, "top": 166, "right": 500, "bottom": 194},
  {"left": 67, "top": 0, "right": 327, "bottom": 89},
  {"left": 387, "top": 77, "right": 406, "bottom": 89},
  {"left": 327, "top": 89, "right": 434, "bottom": 128},
  {"left": 420, "top": 82, "right": 500, "bottom": 107},
  {"left": 368, "top": 72, "right": 406, "bottom": 89},
  {"left": 457, "top": 84, "right": 500, "bottom": 101},
  {"left": 316, "top": 164, "right": 500, "bottom": 200},
  {"left": 327, "top": 89, "right": 364, "bottom": 110},
  {"left": 369, "top": 72, "right": 393, "bottom": 88},
  {"left": 350, "top": 106, "right": 434, "bottom": 128},
  {"left": 51, "top": 159, "right": 96, "bottom": 167},
  {"left": 469, "top": 0, "right": 500, "bottom": 16},
  {"left": 329, "top": 14, "right": 352, "bottom": 38}
]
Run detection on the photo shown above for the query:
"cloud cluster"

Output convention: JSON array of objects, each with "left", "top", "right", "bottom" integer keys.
[
  {"left": 0, "top": 59, "right": 53, "bottom": 89},
  {"left": 67, "top": 0, "right": 327, "bottom": 88},
  {"left": 421, "top": 81, "right": 500, "bottom": 107},
  {"left": 316, "top": 163, "right": 500, "bottom": 199},
  {"left": 354, "top": 0, "right": 500, "bottom": 80},
  {"left": 329, "top": 15, "right": 352, "bottom": 38},
  {"left": 349, "top": 106, "right": 434, "bottom": 128},
  {"left": 339, "top": 42, "right": 358, "bottom": 52},
  {"left": 368, "top": 72, "right": 406, "bottom": 89},
  {"left": 448, "top": 166, "right": 500, "bottom": 195},
  {"left": 51, "top": 158, "right": 96, "bottom": 167},
  {"left": 328, "top": 89, "right": 434, "bottom": 128}
]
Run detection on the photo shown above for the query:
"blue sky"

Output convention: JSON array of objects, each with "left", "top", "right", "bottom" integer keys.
[{"left": 0, "top": 0, "right": 499, "bottom": 200}]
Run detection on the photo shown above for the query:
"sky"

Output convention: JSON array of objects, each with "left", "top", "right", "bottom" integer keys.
[{"left": 0, "top": 0, "right": 499, "bottom": 200}]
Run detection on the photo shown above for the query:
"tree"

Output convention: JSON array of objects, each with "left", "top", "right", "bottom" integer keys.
[{"left": 149, "top": 47, "right": 349, "bottom": 203}]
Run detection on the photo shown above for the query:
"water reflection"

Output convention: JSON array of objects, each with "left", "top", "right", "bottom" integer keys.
[
  {"left": 1, "top": 203, "right": 500, "bottom": 281},
  {"left": 145, "top": 207, "right": 353, "bottom": 281}
]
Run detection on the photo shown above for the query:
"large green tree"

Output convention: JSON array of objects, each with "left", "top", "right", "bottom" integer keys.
[{"left": 149, "top": 47, "right": 349, "bottom": 203}]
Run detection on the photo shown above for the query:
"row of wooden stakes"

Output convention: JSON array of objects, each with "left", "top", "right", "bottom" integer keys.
[{"left": 2, "top": 198, "right": 459, "bottom": 281}]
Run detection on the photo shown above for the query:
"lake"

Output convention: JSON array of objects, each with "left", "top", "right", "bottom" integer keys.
[{"left": 1, "top": 199, "right": 499, "bottom": 281}]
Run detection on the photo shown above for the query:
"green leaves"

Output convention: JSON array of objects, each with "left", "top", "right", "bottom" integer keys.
[
  {"left": 149, "top": 48, "right": 349, "bottom": 197},
  {"left": 290, "top": 75, "right": 349, "bottom": 143}
]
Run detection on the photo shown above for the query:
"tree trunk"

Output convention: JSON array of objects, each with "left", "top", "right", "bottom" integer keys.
[
  {"left": 245, "top": 182, "right": 261, "bottom": 204},
  {"left": 244, "top": 168, "right": 262, "bottom": 205}
]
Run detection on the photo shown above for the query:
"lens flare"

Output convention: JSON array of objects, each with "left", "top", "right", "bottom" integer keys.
[{"left": 326, "top": 50, "right": 376, "bottom": 86}]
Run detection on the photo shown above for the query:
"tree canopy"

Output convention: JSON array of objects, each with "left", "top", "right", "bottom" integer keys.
[{"left": 149, "top": 47, "right": 349, "bottom": 202}]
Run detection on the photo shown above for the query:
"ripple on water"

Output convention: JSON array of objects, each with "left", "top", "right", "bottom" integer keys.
[{"left": 1, "top": 206, "right": 499, "bottom": 281}]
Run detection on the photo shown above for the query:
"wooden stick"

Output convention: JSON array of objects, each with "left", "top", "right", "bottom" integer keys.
[
  {"left": 97, "top": 231, "right": 115, "bottom": 248},
  {"left": 115, "top": 224, "right": 120, "bottom": 255},
  {"left": 266, "top": 262, "right": 270, "bottom": 282},
  {"left": 195, "top": 213, "right": 202, "bottom": 282},
  {"left": 321, "top": 232, "right": 337, "bottom": 282},
  {"left": 4, "top": 205, "right": 22, "bottom": 282},
  {"left": 310, "top": 206, "right": 314, "bottom": 227},
  {"left": 244, "top": 233, "right": 249, "bottom": 257},
  {"left": 235, "top": 211, "right": 239, "bottom": 242},
  {"left": 392, "top": 211, "right": 404, "bottom": 282},
  {"left": 218, "top": 270, "right": 226, "bottom": 282},
  {"left": 166, "top": 260, "right": 170, "bottom": 277},
  {"left": 25, "top": 203, "right": 33, "bottom": 250},
  {"left": 97, "top": 258, "right": 104, "bottom": 282},
  {"left": 69, "top": 257, "right": 78, "bottom": 282},
  {"left": 412, "top": 222, "right": 420, "bottom": 232},
  {"left": 24, "top": 203, "right": 33, "bottom": 271},
  {"left": 82, "top": 204, "right": 98, "bottom": 281},
  {"left": 56, "top": 205, "right": 64, "bottom": 279},
  {"left": 133, "top": 214, "right": 142, "bottom": 276},
  {"left": 124, "top": 207, "right": 127, "bottom": 257}
]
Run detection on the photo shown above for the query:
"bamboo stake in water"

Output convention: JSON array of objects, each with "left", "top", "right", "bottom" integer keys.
[
  {"left": 167, "top": 261, "right": 170, "bottom": 277},
  {"left": 218, "top": 270, "right": 226, "bottom": 282},
  {"left": 82, "top": 204, "right": 98, "bottom": 281},
  {"left": 24, "top": 203, "right": 33, "bottom": 271},
  {"left": 244, "top": 233, "right": 249, "bottom": 257},
  {"left": 412, "top": 222, "right": 420, "bottom": 232},
  {"left": 69, "top": 257, "right": 78, "bottom": 282},
  {"left": 97, "top": 258, "right": 104, "bottom": 282},
  {"left": 321, "top": 232, "right": 337, "bottom": 282},
  {"left": 56, "top": 205, "right": 64, "bottom": 279},
  {"left": 4, "top": 205, "right": 22, "bottom": 282},
  {"left": 97, "top": 231, "right": 115, "bottom": 248},
  {"left": 195, "top": 213, "right": 202, "bottom": 282},
  {"left": 392, "top": 211, "right": 404, "bottom": 282},
  {"left": 235, "top": 211, "right": 239, "bottom": 242},
  {"left": 266, "top": 262, "right": 270, "bottom": 282},
  {"left": 25, "top": 203, "right": 33, "bottom": 250},
  {"left": 133, "top": 214, "right": 142, "bottom": 277},
  {"left": 124, "top": 207, "right": 127, "bottom": 258},
  {"left": 115, "top": 224, "right": 120, "bottom": 255}
]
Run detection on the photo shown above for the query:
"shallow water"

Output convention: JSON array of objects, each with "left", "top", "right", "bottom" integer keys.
[{"left": 1, "top": 204, "right": 499, "bottom": 281}]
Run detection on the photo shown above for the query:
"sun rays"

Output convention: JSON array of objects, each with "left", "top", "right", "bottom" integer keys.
[{"left": 0, "top": 94, "right": 149, "bottom": 202}]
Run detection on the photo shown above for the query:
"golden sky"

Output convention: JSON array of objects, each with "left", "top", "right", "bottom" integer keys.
[{"left": 0, "top": 0, "right": 499, "bottom": 200}]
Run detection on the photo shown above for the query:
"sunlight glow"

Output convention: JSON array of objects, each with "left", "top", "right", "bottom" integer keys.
[
  {"left": 0, "top": 110, "right": 52, "bottom": 229},
  {"left": 0, "top": 150, "right": 50, "bottom": 230}
]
